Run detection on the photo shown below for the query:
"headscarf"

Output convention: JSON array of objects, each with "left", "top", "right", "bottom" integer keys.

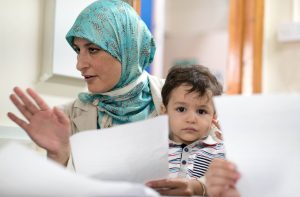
[{"left": 66, "top": 0, "right": 157, "bottom": 128}]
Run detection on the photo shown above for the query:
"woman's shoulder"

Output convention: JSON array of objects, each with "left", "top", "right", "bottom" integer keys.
[
  {"left": 58, "top": 98, "right": 98, "bottom": 134},
  {"left": 58, "top": 98, "right": 95, "bottom": 116}
]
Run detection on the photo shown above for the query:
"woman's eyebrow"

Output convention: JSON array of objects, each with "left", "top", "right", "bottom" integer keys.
[
  {"left": 72, "top": 42, "right": 98, "bottom": 48},
  {"left": 84, "top": 43, "right": 97, "bottom": 47}
]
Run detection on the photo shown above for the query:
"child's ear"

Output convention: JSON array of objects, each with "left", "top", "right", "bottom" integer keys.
[{"left": 160, "top": 104, "right": 167, "bottom": 115}]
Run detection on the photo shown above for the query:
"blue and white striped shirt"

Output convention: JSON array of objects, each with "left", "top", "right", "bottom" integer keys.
[{"left": 168, "top": 140, "right": 225, "bottom": 179}]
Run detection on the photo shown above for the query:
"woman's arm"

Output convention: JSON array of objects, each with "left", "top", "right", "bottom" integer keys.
[{"left": 7, "top": 87, "right": 72, "bottom": 165}]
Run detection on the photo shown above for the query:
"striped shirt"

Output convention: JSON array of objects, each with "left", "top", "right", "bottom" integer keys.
[{"left": 168, "top": 140, "right": 225, "bottom": 179}]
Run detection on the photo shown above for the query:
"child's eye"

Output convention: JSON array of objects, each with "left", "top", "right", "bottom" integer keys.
[
  {"left": 197, "top": 109, "right": 207, "bottom": 115},
  {"left": 176, "top": 107, "right": 186, "bottom": 113}
]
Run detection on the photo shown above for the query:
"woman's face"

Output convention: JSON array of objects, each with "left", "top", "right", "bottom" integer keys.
[{"left": 73, "top": 37, "right": 122, "bottom": 93}]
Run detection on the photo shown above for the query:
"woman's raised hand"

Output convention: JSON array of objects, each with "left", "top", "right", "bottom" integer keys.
[{"left": 7, "top": 87, "right": 71, "bottom": 165}]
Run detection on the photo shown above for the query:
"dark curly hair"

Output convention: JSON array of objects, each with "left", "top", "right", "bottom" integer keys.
[{"left": 161, "top": 65, "right": 223, "bottom": 107}]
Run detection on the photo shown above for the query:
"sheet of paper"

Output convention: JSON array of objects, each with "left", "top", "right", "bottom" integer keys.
[
  {"left": 214, "top": 94, "right": 300, "bottom": 197},
  {"left": 0, "top": 142, "right": 158, "bottom": 196},
  {"left": 70, "top": 115, "right": 169, "bottom": 183}
]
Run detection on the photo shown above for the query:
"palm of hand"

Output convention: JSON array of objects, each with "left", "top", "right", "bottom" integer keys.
[
  {"left": 27, "top": 108, "right": 71, "bottom": 153},
  {"left": 8, "top": 87, "right": 72, "bottom": 164}
]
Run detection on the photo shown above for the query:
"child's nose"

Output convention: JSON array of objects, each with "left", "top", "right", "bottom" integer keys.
[{"left": 186, "top": 111, "right": 197, "bottom": 123}]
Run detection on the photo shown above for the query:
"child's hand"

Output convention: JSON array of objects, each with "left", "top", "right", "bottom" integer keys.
[
  {"left": 212, "top": 118, "right": 223, "bottom": 141},
  {"left": 212, "top": 118, "right": 221, "bottom": 130},
  {"left": 206, "top": 158, "right": 240, "bottom": 197}
]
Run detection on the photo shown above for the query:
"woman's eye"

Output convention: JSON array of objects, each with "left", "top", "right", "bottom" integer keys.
[
  {"left": 73, "top": 47, "right": 80, "bottom": 54},
  {"left": 88, "top": 47, "right": 100, "bottom": 53},
  {"left": 176, "top": 107, "right": 186, "bottom": 113}
]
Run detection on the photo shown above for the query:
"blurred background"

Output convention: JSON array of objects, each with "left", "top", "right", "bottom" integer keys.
[{"left": 1, "top": 0, "right": 300, "bottom": 129}]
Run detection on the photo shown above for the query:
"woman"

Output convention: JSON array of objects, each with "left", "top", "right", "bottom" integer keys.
[
  {"left": 8, "top": 0, "right": 163, "bottom": 166},
  {"left": 7, "top": 0, "right": 239, "bottom": 196}
]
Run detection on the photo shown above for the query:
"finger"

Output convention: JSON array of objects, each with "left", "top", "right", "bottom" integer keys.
[
  {"left": 207, "top": 185, "right": 228, "bottom": 197},
  {"left": 10, "top": 94, "right": 33, "bottom": 121},
  {"left": 13, "top": 87, "right": 39, "bottom": 114},
  {"left": 207, "top": 158, "right": 227, "bottom": 170},
  {"left": 146, "top": 179, "right": 170, "bottom": 189},
  {"left": 207, "top": 175, "right": 236, "bottom": 188},
  {"left": 215, "top": 130, "right": 223, "bottom": 141},
  {"left": 207, "top": 166, "right": 239, "bottom": 182},
  {"left": 147, "top": 179, "right": 186, "bottom": 189},
  {"left": 210, "top": 158, "right": 236, "bottom": 170},
  {"left": 27, "top": 88, "right": 50, "bottom": 111},
  {"left": 53, "top": 107, "right": 69, "bottom": 125},
  {"left": 7, "top": 112, "right": 30, "bottom": 132},
  {"left": 221, "top": 187, "right": 240, "bottom": 197},
  {"left": 212, "top": 118, "right": 221, "bottom": 130},
  {"left": 206, "top": 164, "right": 240, "bottom": 189},
  {"left": 207, "top": 160, "right": 238, "bottom": 176}
]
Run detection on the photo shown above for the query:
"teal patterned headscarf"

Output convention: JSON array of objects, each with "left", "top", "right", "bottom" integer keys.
[{"left": 66, "top": 0, "right": 157, "bottom": 128}]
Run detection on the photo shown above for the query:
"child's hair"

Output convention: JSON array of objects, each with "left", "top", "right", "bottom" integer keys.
[{"left": 161, "top": 64, "right": 223, "bottom": 106}]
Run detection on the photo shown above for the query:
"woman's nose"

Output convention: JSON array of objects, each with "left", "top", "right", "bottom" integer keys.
[{"left": 76, "top": 53, "right": 89, "bottom": 71}]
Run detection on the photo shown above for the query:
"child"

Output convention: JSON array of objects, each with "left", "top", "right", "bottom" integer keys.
[{"left": 147, "top": 64, "right": 226, "bottom": 196}]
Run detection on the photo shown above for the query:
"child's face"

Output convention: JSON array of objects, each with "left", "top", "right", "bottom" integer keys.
[{"left": 162, "top": 85, "right": 215, "bottom": 145}]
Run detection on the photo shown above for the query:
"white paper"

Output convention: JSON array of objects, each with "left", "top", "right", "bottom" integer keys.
[
  {"left": 214, "top": 94, "right": 300, "bottom": 197},
  {"left": 70, "top": 115, "right": 169, "bottom": 183},
  {"left": 0, "top": 142, "right": 158, "bottom": 196}
]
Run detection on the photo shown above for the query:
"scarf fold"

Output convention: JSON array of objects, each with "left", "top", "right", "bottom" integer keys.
[{"left": 79, "top": 72, "right": 156, "bottom": 128}]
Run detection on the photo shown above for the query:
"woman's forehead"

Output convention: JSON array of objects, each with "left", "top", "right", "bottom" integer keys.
[{"left": 73, "top": 37, "right": 93, "bottom": 45}]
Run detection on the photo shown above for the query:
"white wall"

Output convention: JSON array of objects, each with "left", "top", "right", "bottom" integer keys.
[
  {"left": 0, "top": 0, "right": 86, "bottom": 129},
  {"left": 164, "top": 32, "right": 228, "bottom": 84},
  {"left": 263, "top": 0, "right": 300, "bottom": 93},
  {"left": 163, "top": 0, "right": 229, "bottom": 86}
]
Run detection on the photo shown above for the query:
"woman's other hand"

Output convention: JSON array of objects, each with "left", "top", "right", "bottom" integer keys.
[
  {"left": 7, "top": 87, "right": 71, "bottom": 165},
  {"left": 221, "top": 187, "right": 240, "bottom": 197},
  {"left": 206, "top": 158, "right": 240, "bottom": 197},
  {"left": 146, "top": 178, "right": 203, "bottom": 196}
]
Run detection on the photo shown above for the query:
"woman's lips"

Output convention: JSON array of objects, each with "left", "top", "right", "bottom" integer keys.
[{"left": 83, "top": 75, "right": 96, "bottom": 82}]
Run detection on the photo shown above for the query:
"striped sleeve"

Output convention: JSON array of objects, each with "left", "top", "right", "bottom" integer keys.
[{"left": 191, "top": 142, "right": 225, "bottom": 178}]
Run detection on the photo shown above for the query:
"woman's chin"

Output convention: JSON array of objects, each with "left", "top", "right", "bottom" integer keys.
[{"left": 87, "top": 86, "right": 108, "bottom": 94}]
